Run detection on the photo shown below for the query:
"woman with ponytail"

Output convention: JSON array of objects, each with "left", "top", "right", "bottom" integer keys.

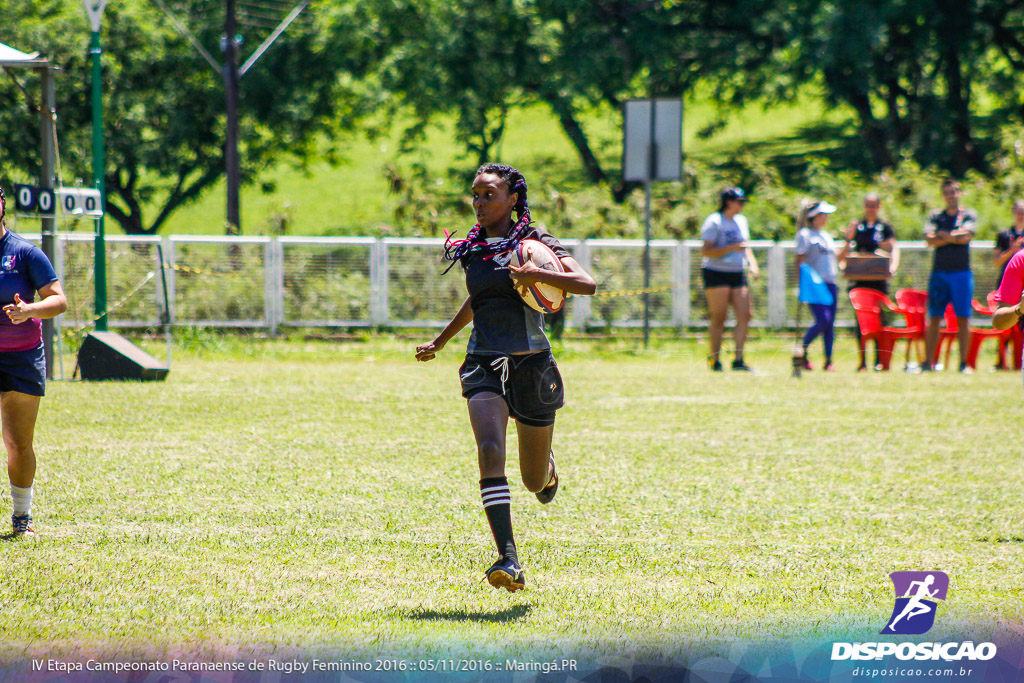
[
  {"left": 795, "top": 198, "right": 839, "bottom": 371},
  {"left": 415, "top": 164, "right": 595, "bottom": 592},
  {"left": 0, "top": 186, "right": 67, "bottom": 536}
]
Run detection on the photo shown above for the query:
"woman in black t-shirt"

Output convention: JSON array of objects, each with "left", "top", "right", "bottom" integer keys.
[
  {"left": 415, "top": 164, "right": 596, "bottom": 592},
  {"left": 838, "top": 192, "right": 899, "bottom": 370}
]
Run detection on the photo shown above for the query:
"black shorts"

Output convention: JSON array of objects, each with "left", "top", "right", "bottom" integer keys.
[
  {"left": 0, "top": 343, "right": 46, "bottom": 397},
  {"left": 459, "top": 351, "right": 564, "bottom": 427},
  {"left": 702, "top": 268, "right": 747, "bottom": 289}
]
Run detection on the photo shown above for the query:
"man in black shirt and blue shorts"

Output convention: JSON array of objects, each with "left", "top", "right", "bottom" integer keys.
[{"left": 922, "top": 179, "right": 977, "bottom": 373}]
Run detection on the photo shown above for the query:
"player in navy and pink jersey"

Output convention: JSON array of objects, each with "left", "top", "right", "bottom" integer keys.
[
  {"left": 0, "top": 186, "right": 67, "bottom": 536},
  {"left": 415, "top": 164, "right": 595, "bottom": 592}
]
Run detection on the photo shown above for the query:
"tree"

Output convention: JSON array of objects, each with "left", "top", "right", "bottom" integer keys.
[
  {"left": 369, "top": 0, "right": 533, "bottom": 167},
  {"left": 769, "top": 0, "right": 1024, "bottom": 175},
  {"left": 0, "top": 0, "right": 380, "bottom": 234},
  {"left": 521, "top": 0, "right": 806, "bottom": 189}
]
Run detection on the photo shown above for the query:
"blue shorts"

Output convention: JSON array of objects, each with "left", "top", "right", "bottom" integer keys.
[
  {"left": 0, "top": 344, "right": 46, "bottom": 396},
  {"left": 927, "top": 270, "right": 974, "bottom": 318}
]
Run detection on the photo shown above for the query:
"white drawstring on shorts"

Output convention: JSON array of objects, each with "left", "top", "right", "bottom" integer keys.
[{"left": 490, "top": 356, "right": 510, "bottom": 395}]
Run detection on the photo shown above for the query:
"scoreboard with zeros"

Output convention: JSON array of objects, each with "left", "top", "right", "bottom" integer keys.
[{"left": 14, "top": 183, "right": 103, "bottom": 218}]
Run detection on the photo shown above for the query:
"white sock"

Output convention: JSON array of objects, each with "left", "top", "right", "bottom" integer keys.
[{"left": 11, "top": 484, "right": 33, "bottom": 516}]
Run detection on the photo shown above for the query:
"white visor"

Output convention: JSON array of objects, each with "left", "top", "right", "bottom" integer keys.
[{"left": 806, "top": 201, "right": 836, "bottom": 218}]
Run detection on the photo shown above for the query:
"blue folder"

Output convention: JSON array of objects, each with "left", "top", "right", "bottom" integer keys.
[{"left": 798, "top": 263, "right": 834, "bottom": 305}]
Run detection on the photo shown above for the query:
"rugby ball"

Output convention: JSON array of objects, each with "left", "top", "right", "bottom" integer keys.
[{"left": 509, "top": 239, "right": 566, "bottom": 313}]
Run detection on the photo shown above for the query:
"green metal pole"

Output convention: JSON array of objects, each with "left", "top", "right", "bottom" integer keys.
[{"left": 90, "top": 29, "right": 108, "bottom": 331}]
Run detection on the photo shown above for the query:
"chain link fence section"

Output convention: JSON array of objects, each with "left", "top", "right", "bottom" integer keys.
[
  {"left": 167, "top": 236, "right": 270, "bottom": 327},
  {"left": 582, "top": 239, "right": 674, "bottom": 328},
  {"left": 23, "top": 234, "right": 1012, "bottom": 333},
  {"left": 383, "top": 238, "right": 467, "bottom": 326},
  {"left": 277, "top": 237, "right": 376, "bottom": 327}
]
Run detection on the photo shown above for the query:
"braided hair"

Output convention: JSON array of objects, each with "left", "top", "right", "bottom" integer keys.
[
  {"left": 441, "top": 163, "right": 531, "bottom": 274},
  {"left": 0, "top": 186, "right": 6, "bottom": 228}
]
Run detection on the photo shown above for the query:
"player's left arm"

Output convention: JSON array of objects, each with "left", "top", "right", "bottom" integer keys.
[
  {"left": 992, "top": 301, "right": 1023, "bottom": 330},
  {"left": 4, "top": 280, "right": 67, "bottom": 325},
  {"left": 510, "top": 256, "right": 597, "bottom": 295}
]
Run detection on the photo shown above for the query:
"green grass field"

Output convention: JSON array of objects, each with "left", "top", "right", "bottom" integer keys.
[{"left": 0, "top": 335, "right": 1021, "bottom": 667}]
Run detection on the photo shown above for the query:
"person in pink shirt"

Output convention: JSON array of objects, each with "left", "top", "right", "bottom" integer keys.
[{"left": 991, "top": 249, "right": 1024, "bottom": 379}]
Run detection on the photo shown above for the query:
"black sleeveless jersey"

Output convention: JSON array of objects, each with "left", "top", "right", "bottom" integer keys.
[{"left": 461, "top": 225, "right": 569, "bottom": 354}]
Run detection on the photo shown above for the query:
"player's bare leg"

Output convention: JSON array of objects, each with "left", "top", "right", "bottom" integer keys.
[
  {"left": 468, "top": 393, "right": 524, "bottom": 591},
  {"left": 3, "top": 391, "right": 40, "bottom": 536},
  {"left": 517, "top": 421, "right": 555, "bottom": 497},
  {"left": 706, "top": 287, "right": 730, "bottom": 369}
]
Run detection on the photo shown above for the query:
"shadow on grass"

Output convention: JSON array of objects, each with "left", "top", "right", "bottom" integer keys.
[
  {"left": 0, "top": 532, "right": 30, "bottom": 542},
  {"left": 978, "top": 536, "right": 1024, "bottom": 543},
  {"left": 406, "top": 605, "right": 532, "bottom": 624}
]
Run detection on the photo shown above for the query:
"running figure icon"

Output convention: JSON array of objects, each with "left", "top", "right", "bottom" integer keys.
[
  {"left": 882, "top": 571, "right": 949, "bottom": 635},
  {"left": 887, "top": 574, "right": 938, "bottom": 632}
]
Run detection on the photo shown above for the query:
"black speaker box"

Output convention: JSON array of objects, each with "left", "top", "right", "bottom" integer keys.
[{"left": 77, "top": 332, "right": 169, "bottom": 381}]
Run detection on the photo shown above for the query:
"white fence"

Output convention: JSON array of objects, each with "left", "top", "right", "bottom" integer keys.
[{"left": 30, "top": 234, "right": 1009, "bottom": 333}]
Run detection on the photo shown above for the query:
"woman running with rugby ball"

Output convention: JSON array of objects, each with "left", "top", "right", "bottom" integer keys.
[
  {"left": 0, "top": 186, "right": 67, "bottom": 536},
  {"left": 415, "top": 164, "right": 595, "bottom": 592}
]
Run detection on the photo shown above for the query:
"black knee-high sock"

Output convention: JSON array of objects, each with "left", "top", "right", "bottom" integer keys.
[{"left": 480, "top": 476, "right": 518, "bottom": 563}]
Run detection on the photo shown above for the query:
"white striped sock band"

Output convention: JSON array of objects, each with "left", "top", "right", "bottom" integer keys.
[{"left": 481, "top": 484, "right": 511, "bottom": 508}]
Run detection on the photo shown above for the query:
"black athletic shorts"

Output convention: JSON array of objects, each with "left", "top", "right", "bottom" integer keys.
[
  {"left": 702, "top": 268, "right": 747, "bottom": 289},
  {"left": 459, "top": 351, "right": 564, "bottom": 427}
]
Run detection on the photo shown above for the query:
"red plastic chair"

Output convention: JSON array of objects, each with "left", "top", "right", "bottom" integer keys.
[
  {"left": 894, "top": 289, "right": 928, "bottom": 366},
  {"left": 849, "top": 288, "right": 922, "bottom": 370},
  {"left": 966, "top": 292, "right": 1019, "bottom": 369},
  {"left": 934, "top": 304, "right": 960, "bottom": 368},
  {"left": 935, "top": 300, "right": 1009, "bottom": 369}
]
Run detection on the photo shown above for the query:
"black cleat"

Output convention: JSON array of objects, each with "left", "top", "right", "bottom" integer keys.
[
  {"left": 486, "top": 557, "right": 526, "bottom": 593},
  {"left": 536, "top": 451, "right": 559, "bottom": 504}
]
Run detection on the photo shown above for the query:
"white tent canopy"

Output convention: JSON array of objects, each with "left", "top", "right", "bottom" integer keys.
[{"left": 0, "top": 42, "right": 42, "bottom": 66}]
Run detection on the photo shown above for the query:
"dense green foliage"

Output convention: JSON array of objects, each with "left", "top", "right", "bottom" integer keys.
[{"left": 1, "top": 0, "right": 1024, "bottom": 236}]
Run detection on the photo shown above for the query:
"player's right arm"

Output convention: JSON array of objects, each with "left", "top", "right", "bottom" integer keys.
[
  {"left": 702, "top": 241, "right": 746, "bottom": 258},
  {"left": 700, "top": 214, "right": 744, "bottom": 258},
  {"left": 416, "top": 296, "right": 473, "bottom": 361}
]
